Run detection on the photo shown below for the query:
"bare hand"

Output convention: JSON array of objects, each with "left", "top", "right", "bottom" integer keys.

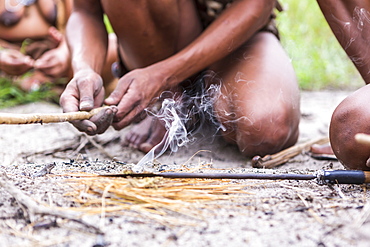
[
  {"left": 33, "top": 27, "right": 69, "bottom": 78},
  {"left": 0, "top": 49, "right": 34, "bottom": 75},
  {"left": 33, "top": 46, "right": 70, "bottom": 78},
  {"left": 60, "top": 69, "right": 116, "bottom": 135},
  {"left": 104, "top": 66, "right": 169, "bottom": 130}
]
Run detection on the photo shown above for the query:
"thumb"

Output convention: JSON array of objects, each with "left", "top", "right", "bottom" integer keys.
[
  {"left": 33, "top": 59, "right": 44, "bottom": 68},
  {"left": 104, "top": 79, "right": 129, "bottom": 105}
]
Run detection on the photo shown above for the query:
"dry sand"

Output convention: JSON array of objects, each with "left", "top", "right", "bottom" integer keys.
[{"left": 0, "top": 90, "right": 369, "bottom": 247}]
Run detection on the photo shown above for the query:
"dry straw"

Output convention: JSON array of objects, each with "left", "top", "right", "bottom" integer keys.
[{"left": 63, "top": 172, "right": 254, "bottom": 226}]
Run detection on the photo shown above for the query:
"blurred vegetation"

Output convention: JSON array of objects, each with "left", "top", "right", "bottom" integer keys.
[
  {"left": 277, "top": 0, "right": 363, "bottom": 90},
  {"left": 0, "top": 76, "right": 58, "bottom": 109}
]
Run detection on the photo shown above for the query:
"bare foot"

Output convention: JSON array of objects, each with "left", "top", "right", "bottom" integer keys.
[
  {"left": 122, "top": 116, "right": 167, "bottom": 153},
  {"left": 310, "top": 142, "right": 334, "bottom": 155},
  {"left": 309, "top": 142, "right": 337, "bottom": 160}
]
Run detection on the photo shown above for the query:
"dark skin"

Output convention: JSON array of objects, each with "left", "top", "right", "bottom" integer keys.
[
  {"left": 0, "top": 0, "right": 116, "bottom": 92},
  {"left": 0, "top": 0, "right": 72, "bottom": 79},
  {"left": 61, "top": 0, "right": 300, "bottom": 157},
  {"left": 317, "top": 0, "right": 370, "bottom": 170}
]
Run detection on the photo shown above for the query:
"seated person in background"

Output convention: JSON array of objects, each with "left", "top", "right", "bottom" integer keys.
[
  {"left": 0, "top": 0, "right": 116, "bottom": 94},
  {"left": 317, "top": 0, "right": 370, "bottom": 170},
  {"left": 60, "top": 0, "right": 301, "bottom": 159}
]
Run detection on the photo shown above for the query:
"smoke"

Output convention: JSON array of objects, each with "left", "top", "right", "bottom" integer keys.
[
  {"left": 353, "top": 7, "right": 370, "bottom": 32},
  {"left": 350, "top": 7, "right": 370, "bottom": 70},
  {"left": 328, "top": 6, "right": 370, "bottom": 72},
  {"left": 133, "top": 71, "right": 224, "bottom": 172}
]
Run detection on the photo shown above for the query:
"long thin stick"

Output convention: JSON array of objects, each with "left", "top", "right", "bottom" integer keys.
[
  {"left": 0, "top": 106, "right": 109, "bottom": 124},
  {"left": 251, "top": 136, "right": 329, "bottom": 168},
  {"left": 98, "top": 170, "right": 370, "bottom": 184}
]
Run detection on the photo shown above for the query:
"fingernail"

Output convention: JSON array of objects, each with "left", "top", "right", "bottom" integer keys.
[
  {"left": 105, "top": 108, "right": 112, "bottom": 115},
  {"left": 80, "top": 101, "right": 92, "bottom": 110},
  {"left": 111, "top": 106, "right": 118, "bottom": 114}
]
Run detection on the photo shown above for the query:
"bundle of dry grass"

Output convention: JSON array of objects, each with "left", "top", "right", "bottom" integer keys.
[{"left": 63, "top": 173, "right": 254, "bottom": 226}]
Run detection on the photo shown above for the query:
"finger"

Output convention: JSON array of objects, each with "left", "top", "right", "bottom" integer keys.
[
  {"left": 89, "top": 106, "right": 118, "bottom": 134},
  {"left": 112, "top": 104, "right": 144, "bottom": 130},
  {"left": 24, "top": 56, "right": 35, "bottom": 67},
  {"left": 60, "top": 87, "right": 97, "bottom": 135},
  {"left": 104, "top": 77, "right": 131, "bottom": 105},
  {"left": 34, "top": 58, "right": 54, "bottom": 70},
  {"left": 60, "top": 84, "right": 81, "bottom": 113},
  {"left": 113, "top": 88, "right": 151, "bottom": 123},
  {"left": 78, "top": 78, "right": 102, "bottom": 111},
  {"left": 71, "top": 119, "right": 97, "bottom": 135}
]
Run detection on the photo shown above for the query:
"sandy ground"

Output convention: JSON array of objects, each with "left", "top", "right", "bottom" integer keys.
[{"left": 0, "top": 90, "right": 369, "bottom": 247}]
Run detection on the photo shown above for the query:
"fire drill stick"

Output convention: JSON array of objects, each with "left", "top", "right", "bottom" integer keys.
[
  {"left": 0, "top": 106, "right": 110, "bottom": 124},
  {"left": 99, "top": 170, "right": 370, "bottom": 185}
]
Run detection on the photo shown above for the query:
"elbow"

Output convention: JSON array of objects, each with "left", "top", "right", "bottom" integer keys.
[
  {"left": 261, "top": 0, "right": 276, "bottom": 24},
  {"left": 248, "top": 0, "right": 276, "bottom": 29}
]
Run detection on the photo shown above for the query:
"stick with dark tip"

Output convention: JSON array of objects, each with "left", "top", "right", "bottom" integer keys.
[{"left": 99, "top": 170, "right": 370, "bottom": 185}]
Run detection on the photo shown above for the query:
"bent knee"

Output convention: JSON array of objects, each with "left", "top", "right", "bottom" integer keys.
[
  {"left": 330, "top": 93, "right": 370, "bottom": 170},
  {"left": 228, "top": 111, "right": 299, "bottom": 157}
]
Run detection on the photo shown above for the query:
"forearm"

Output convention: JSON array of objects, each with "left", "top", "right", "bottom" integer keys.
[
  {"left": 156, "top": 0, "right": 275, "bottom": 85},
  {"left": 317, "top": 0, "right": 370, "bottom": 83},
  {"left": 66, "top": 2, "right": 108, "bottom": 75}
]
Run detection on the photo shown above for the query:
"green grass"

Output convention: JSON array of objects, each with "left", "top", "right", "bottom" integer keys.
[
  {"left": 277, "top": 0, "right": 363, "bottom": 90},
  {"left": 0, "top": 76, "right": 58, "bottom": 109}
]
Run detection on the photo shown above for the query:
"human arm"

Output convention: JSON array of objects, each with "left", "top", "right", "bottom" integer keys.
[
  {"left": 59, "top": 0, "right": 115, "bottom": 135},
  {"left": 105, "top": 0, "right": 276, "bottom": 130},
  {"left": 317, "top": 0, "right": 370, "bottom": 84}
]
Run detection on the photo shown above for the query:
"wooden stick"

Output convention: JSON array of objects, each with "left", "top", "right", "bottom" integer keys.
[
  {"left": 251, "top": 136, "right": 330, "bottom": 169},
  {"left": 0, "top": 106, "right": 109, "bottom": 124}
]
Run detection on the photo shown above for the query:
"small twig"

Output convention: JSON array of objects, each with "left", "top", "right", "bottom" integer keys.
[
  {"left": 0, "top": 170, "right": 102, "bottom": 234},
  {"left": 329, "top": 184, "right": 347, "bottom": 199},
  {"left": 71, "top": 136, "right": 90, "bottom": 156},
  {"left": 32, "top": 163, "right": 56, "bottom": 178},
  {"left": 251, "top": 137, "right": 329, "bottom": 168},
  {"left": 20, "top": 133, "right": 118, "bottom": 160},
  {"left": 0, "top": 106, "right": 110, "bottom": 124}
]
